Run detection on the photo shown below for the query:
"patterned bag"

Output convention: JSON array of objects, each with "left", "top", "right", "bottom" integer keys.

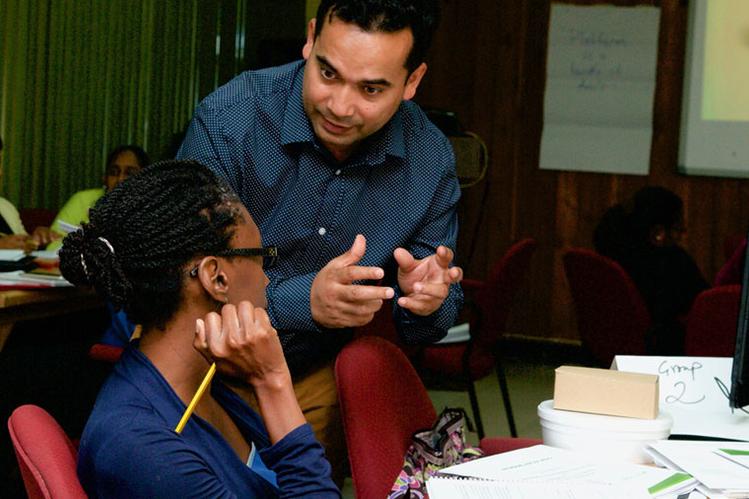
[{"left": 388, "top": 407, "right": 484, "bottom": 499}]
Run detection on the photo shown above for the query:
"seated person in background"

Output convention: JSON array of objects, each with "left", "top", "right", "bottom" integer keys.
[
  {"left": 59, "top": 160, "right": 338, "bottom": 498},
  {"left": 0, "top": 135, "right": 57, "bottom": 249},
  {"left": 47, "top": 144, "right": 150, "bottom": 251},
  {"left": 594, "top": 186, "right": 708, "bottom": 355}
]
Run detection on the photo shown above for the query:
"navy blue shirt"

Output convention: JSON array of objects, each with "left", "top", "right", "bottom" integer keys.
[
  {"left": 77, "top": 346, "right": 339, "bottom": 498},
  {"left": 178, "top": 61, "right": 462, "bottom": 375}
]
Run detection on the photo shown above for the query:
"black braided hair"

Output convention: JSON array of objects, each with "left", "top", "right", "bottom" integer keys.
[{"left": 59, "top": 160, "right": 241, "bottom": 330}]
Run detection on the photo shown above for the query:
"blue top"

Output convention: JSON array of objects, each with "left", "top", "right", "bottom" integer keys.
[
  {"left": 177, "top": 61, "right": 463, "bottom": 375},
  {"left": 77, "top": 345, "right": 340, "bottom": 498}
]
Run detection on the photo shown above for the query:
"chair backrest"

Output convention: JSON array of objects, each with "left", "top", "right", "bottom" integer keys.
[
  {"left": 335, "top": 336, "right": 436, "bottom": 499},
  {"left": 7, "top": 404, "right": 86, "bottom": 499},
  {"left": 473, "top": 238, "right": 537, "bottom": 346},
  {"left": 19, "top": 208, "right": 57, "bottom": 233},
  {"left": 563, "top": 248, "right": 650, "bottom": 366},
  {"left": 685, "top": 285, "right": 741, "bottom": 357}
]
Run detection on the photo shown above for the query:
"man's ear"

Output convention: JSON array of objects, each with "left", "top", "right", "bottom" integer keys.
[
  {"left": 196, "top": 256, "right": 229, "bottom": 303},
  {"left": 402, "top": 62, "right": 427, "bottom": 101},
  {"left": 302, "top": 18, "right": 316, "bottom": 60},
  {"left": 650, "top": 225, "right": 667, "bottom": 247}
]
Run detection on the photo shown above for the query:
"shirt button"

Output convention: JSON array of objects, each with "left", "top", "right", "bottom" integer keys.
[
  {"left": 335, "top": 169, "right": 341, "bottom": 175},
  {"left": 318, "top": 227, "right": 327, "bottom": 236}
]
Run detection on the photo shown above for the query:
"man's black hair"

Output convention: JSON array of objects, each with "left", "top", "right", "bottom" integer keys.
[
  {"left": 314, "top": 0, "right": 440, "bottom": 73},
  {"left": 59, "top": 160, "right": 241, "bottom": 330}
]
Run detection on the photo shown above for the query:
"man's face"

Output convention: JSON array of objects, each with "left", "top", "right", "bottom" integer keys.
[{"left": 301, "top": 15, "right": 427, "bottom": 162}]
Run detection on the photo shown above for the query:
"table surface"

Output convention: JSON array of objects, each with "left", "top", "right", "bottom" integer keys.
[{"left": 0, "top": 286, "right": 102, "bottom": 351}]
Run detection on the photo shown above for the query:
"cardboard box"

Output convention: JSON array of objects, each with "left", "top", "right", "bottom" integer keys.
[{"left": 553, "top": 365, "right": 659, "bottom": 419}]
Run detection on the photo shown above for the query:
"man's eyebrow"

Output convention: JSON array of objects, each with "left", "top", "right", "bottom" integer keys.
[
  {"left": 316, "top": 55, "right": 337, "bottom": 73},
  {"left": 316, "top": 55, "right": 392, "bottom": 88}
]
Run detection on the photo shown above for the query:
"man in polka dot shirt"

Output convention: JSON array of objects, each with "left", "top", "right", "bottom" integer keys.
[{"left": 177, "top": 0, "right": 463, "bottom": 483}]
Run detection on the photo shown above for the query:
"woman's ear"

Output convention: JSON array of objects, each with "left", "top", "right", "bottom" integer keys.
[{"left": 196, "top": 256, "right": 229, "bottom": 303}]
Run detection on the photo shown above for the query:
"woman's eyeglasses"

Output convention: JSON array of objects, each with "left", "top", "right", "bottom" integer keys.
[{"left": 189, "top": 246, "right": 278, "bottom": 277}]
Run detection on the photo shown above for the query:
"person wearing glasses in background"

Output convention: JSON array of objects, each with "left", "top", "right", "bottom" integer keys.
[
  {"left": 0, "top": 135, "right": 58, "bottom": 250},
  {"left": 59, "top": 160, "right": 339, "bottom": 498},
  {"left": 47, "top": 144, "right": 150, "bottom": 251},
  {"left": 177, "top": 0, "right": 463, "bottom": 483}
]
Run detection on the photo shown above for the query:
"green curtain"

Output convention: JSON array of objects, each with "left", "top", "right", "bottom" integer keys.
[{"left": 0, "top": 0, "right": 251, "bottom": 210}]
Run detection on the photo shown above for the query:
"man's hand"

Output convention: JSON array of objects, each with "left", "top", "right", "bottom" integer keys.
[
  {"left": 311, "top": 234, "right": 394, "bottom": 328},
  {"left": 394, "top": 245, "right": 463, "bottom": 316}
]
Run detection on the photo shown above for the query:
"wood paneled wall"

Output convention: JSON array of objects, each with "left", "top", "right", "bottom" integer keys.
[{"left": 415, "top": 0, "right": 749, "bottom": 343}]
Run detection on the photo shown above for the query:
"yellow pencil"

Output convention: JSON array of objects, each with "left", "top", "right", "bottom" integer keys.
[{"left": 175, "top": 362, "right": 216, "bottom": 434}]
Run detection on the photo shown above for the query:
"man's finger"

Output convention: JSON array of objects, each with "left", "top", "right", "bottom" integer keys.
[
  {"left": 393, "top": 247, "right": 417, "bottom": 272},
  {"left": 341, "top": 284, "right": 394, "bottom": 303},
  {"left": 412, "top": 281, "right": 449, "bottom": 300},
  {"left": 333, "top": 234, "right": 367, "bottom": 268},
  {"left": 434, "top": 245, "right": 454, "bottom": 268},
  {"left": 341, "top": 264, "right": 385, "bottom": 283}
]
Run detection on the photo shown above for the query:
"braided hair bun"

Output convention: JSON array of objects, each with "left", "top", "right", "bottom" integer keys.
[{"left": 59, "top": 160, "right": 241, "bottom": 329}]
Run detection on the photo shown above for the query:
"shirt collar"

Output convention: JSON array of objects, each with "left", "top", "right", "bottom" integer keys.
[{"left": 281, "top": 62, "right": 406, "bottom": 167}]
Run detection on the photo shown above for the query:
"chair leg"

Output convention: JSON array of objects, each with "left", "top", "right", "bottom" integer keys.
[
  {"left": 466, "top": 379, "right": 485, "bottom": 440},
  {"left": 495, "top": 356, "right": 518, "bottom": 438}
]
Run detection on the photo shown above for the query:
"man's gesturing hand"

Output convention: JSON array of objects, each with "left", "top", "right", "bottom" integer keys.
[
  {"left": 394, "top": 245, "right": 463, "bottom": 316},
  {"left": 311, "top": 234, "right": 394, "bottom": 328}
]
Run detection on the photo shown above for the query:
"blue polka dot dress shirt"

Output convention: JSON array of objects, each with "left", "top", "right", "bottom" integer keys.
[{"left": 177, "top": 60, "right": 463, "bottom": 376}]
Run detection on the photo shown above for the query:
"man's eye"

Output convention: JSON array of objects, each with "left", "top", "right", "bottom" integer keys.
[
  {"left": 363, "top": 86, "right": 382, "bottom": 96},
  {"left": 321, "top": 68, "right": 336, "bottom": 80}
]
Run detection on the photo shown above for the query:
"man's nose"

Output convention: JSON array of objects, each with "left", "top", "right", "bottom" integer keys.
[{"left": 328, "top": 86, "right": 355, "bottom": 119}]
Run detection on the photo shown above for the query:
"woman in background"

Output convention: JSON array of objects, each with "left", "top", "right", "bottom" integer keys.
[
  {"left": 594, "top": 186, "right": 708, "bottom": 355},
  {"left": 47, "top": 144, "right": 150, "bottom": 251},
  {"left": 60, "top": 160, "right": 338, "bottom": 498}
]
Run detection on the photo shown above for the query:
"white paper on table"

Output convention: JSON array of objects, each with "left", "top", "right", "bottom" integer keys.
[
  {"left": 714, "top": 444, "right": 749, "bottom": 471},
  {"left": 612, "top": 356, "right": 749, "bottom": 440},
  {"left": 647, "top": 441, "right": 749, "bottom": 491},
  {"left": 439, "top": 445, "right": 694, "bottom": 497},
  {"left": 0, "top": 250, "right": 26, "bottom": 262},
  {"left": 426, "top": 475, "right": 648, "bottom": 499}
]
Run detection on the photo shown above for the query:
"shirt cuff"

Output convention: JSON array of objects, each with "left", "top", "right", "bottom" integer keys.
[{"left": 266, "top": 273, "right": 321, "bottom": 333}]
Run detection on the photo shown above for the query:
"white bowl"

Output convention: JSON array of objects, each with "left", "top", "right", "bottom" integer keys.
[{"left": 537, "top": 399, "right": 673, "bottom": 464}]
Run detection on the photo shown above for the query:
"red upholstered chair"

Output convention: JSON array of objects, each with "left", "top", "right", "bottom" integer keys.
[
  {"left": 335, "top": 336, "right": 540, "bottom": 499},
  {"left": 87, "top": 343, "right": 124, "bottom": 363},
  {"left": 685, "top": 285, "right": 741, "bottom": 357},
  {"left": 416, "top": 238, "right": 537, "bottom": 439},
  {"left": 563, "top": 248, "right": 650, "bottom": 367},
  {"left": 7, "top": 404, "right": 86, "bottom": 499}
]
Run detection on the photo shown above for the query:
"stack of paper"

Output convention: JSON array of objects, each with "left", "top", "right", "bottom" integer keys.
[
  {"left": 647, "top": 441, "right": 749, "bottom": 498},
  {"left": 427, "top": 445, "right": 697, "bottom": 499},
  {"left": 0, "top": 270, "right": 72, "bottom": 288},
  {"left": 0, "top": 250, "right": 27, "bottom": 261}
]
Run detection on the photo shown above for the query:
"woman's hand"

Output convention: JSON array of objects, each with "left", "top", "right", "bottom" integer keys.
[
  {"left": 29, "top": 226, "right": 60, "bottom": 248},
  {"left": 194, "top": 301, "right": 290, "bottom": 389},
  {"left": 194, "top": 300, "right": 305, "bottom": 444},
  {"left": 0, "top": 234, "right": 29, "bottom": 249}
]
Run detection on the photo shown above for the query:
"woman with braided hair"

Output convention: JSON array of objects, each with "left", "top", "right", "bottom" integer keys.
[{"left": 60, "top": 160, "right": 339, "bottom": 498}]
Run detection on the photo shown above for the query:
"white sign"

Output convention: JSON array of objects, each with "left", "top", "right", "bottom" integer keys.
[
  {"left": 613, "top": 356, "right": 749, "bottom": 440},
  {"left": 540, "top": 5, "right": 660, "bottom": 175}
]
